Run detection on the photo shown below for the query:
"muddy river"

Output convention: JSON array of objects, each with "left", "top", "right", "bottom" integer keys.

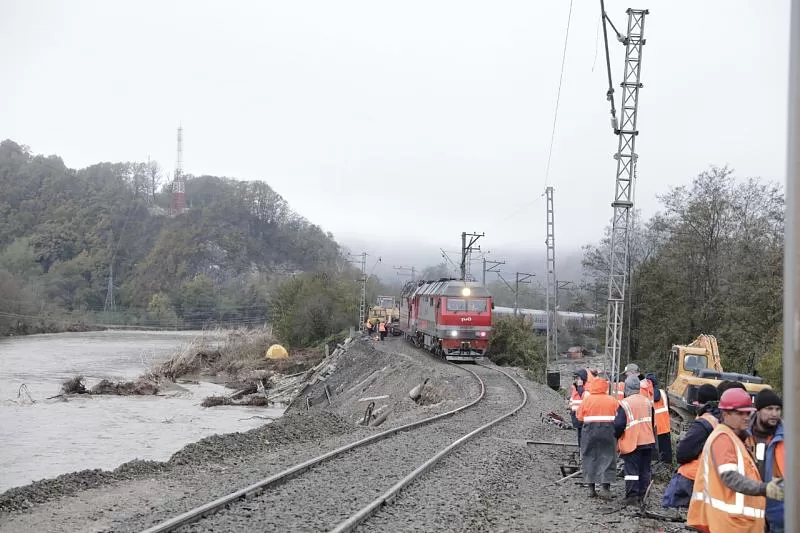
[{"left": 0, "top": 330, "right": 283, "bottom": 493}]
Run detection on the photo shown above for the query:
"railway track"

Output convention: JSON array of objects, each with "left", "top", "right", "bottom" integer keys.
[{"left": 138, "top": 361, "right": 527, "bottom": 533}]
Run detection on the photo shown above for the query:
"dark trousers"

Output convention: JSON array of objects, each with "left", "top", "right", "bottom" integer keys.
[
  {"left": 622, "top": 447, "right": 652, "bottom": 499},
  {"left": 657, "top": 432, "right": 673, "bottom": 463}
]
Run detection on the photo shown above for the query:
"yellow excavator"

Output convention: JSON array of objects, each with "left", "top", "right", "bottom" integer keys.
[{"left": 666, "top": 334, "right": 772, "bottom": 436}]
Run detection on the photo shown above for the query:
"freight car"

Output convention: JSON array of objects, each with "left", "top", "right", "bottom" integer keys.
[{"left": 395, "top": 278, "right": 493, "bottom": 362}]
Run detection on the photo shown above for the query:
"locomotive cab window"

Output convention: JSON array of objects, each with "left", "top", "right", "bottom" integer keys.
[
  {"left": 446, "top": 298, "right": 467, "bottom": 311},
  {"left": 468, "top": 299, "right": 487, "bottom": 312}
]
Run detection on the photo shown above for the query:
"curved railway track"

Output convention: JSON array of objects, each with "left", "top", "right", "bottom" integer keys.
[{"left": 138, "top": 360, "right": 527, "bottom": 533}]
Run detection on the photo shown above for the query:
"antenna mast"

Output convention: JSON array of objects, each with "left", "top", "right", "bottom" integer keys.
[{"left": 171, "top": 126, "right": 186, "bottom": 215}]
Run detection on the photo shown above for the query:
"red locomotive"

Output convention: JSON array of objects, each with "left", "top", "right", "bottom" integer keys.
[{"left": 395, "top": 278, "right": 493, "bottom": 362}]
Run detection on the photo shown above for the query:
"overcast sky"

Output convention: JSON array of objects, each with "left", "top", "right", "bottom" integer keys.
[{"left": 1, "top": 0, "right": 791, "bottom": 269}]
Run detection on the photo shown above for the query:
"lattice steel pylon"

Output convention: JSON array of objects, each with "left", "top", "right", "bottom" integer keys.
[
  {"left": 604, "top": 8, "right": 648, "bottom": 390},
  {"left": 545, "top": 186, "right": 556, "bottom": 372}
]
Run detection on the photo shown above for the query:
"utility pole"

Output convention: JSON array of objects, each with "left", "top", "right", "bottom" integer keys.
[
  {"left": 483, "top": 259, "right": 505, "bottom": 287},
  {"left": 601, "top": 7, "right": 648, "bottom": 388},
  {"left": 545, "top": 186, "right": 556, "bottom": 372},
  {"left": 555, "top": 280, "right": 575, "bottom": 355},
  {"left": 460, "top": 232, "right": 484, "bottom": 281},
  {"left": 171, "top": 126, "right": 186, "bottom": 216},
  {"left": 784, "top": 0, "right": 799, "bottom": 522},
  {"left": 103, "top": 264, "right": 116, "bottom": 314},
  {"left": 514, "top": 273, "right": 535, "bottom": 316},
  {"left": 348, "top": 252, "right": 368, "bottom": 331}
]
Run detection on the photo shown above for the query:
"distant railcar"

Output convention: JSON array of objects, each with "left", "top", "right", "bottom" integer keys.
[
  {"left": 395, "top": 278, "right": 493, "bottom": 362},
  {"left": 492, "top": 306, "right": 597, "bottom": 332}
]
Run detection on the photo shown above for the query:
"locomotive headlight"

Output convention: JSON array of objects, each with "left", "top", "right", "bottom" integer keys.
[
  {"left": 461, "top": 287, "right": 471, "bottom": 296},
  {"left": 450, "top": 330, "right": 458, "bottom": 337},
  {"left": 478, "top": 331, "right": 487, "bottom": 337}
]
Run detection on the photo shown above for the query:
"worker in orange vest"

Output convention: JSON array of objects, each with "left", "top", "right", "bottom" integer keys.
[
  {"left": 568, "top": 369, "right": 589, "bottom": 449},
  {"left": 687, "top": 388, "right": 783, "bottom": 533},
  {"left": 645, "top": 373, "right": 673, "bottom": 463},
  {"left": 746, "top": 389, "right": 785, "bottom": 533},
  {"left": 576, "top": 373, "right": 619, "bottom": 500},
  {"left": 614, "top": 375, "right": 656, "bottom": 505},
  {"left": 615, "top": 363, "right": 640, "bottom": 399},
  {"left": 378, "top": 320, "right": 387, "bottom": 341},
  {"left": 663, "top": 384, "right": 719, "bottom": 508}
]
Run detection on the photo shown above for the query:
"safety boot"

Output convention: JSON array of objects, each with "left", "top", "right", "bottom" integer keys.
[
  {"left": 588, "top": 483, "right": 597, "bottom": 498},
  {"left": 598, "top": 484, "right": 613, "bottom": 500}
]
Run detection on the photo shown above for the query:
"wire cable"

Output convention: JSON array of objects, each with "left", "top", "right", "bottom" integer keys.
[{"left": 543, "top": 0, "right": 574, "bottom": 188}]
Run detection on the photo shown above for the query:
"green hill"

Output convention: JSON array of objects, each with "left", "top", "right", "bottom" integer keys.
[{"left": 0, "top": 139, "right": 347, "bottom": 335}]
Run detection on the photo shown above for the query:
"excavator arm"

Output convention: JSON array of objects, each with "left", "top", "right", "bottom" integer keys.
[{"left": 688, "top": 334, "right": 723, "bottom": 372}]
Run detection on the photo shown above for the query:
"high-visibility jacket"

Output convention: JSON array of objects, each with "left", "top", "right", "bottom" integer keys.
[
  {"left": 577, "top": 378, "right": 618, "bottom": 424},
  {"left": 617, "top": 393, "right": 656, "bottom": 455},
  {"left": 687, "top": 424, "right": 766, "bottom": 532},
  {"left": 378, "top": 322, "right": 386, "bottom": 332},
  {"left": 653, "top": 389, "right": 671, "bottom": 435},
  {"left": 569, "top": 384, "right": 586, "bottom": 412},
  {"left": 677, "top": 412, "right": 719, "bottom": 480}
]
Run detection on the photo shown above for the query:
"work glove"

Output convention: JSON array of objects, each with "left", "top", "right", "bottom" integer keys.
[{"left": 766, "top": 478, "right": 784, "bottom": 501}]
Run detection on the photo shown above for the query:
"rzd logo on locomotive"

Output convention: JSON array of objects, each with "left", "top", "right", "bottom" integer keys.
[{"left": 460, "top": 317, "right": 472, "bottom": 322}]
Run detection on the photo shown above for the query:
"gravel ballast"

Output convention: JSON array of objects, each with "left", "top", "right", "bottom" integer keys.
[{"left": 0, "top": 336, "right": 689, "bottom": 532}]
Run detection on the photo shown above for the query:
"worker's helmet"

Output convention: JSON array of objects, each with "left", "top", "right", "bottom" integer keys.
[{"left": 718, "top": 388, "right": 756, "bottom": 412}]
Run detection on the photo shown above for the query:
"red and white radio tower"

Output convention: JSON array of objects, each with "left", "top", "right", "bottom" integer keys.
[{"left": 171, "top": 126, "right": 186, "bottom": 215}]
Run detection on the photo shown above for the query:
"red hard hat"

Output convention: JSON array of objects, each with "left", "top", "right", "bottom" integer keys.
[{"left": 718, "top": 388, "right": 756, "bottom": 412}]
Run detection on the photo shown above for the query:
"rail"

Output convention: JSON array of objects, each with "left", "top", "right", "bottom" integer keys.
[
  {"left": 138, "top": 361, "right": 488, "bottom": 533},
  {"left": 328, "top": 362, "right": 528, "bottom": 533}
]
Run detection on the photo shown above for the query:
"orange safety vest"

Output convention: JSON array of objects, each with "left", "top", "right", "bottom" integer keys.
[
  {"left": 569, "top": 385, "right": 586, "bottom": 412},
  {"left": 617, "top": 393, "right": 656, "bottom": 455},
  {"left": 687, "top": 424, "right": 766, "bottom": 533},
  {"left": 378, "top": 322, "right": 386, "bottom": 332},
  {"left": 653, "top": 389, "right": 671, "bottom": 435},
  {"left": 677, "top": 413, "right": 719, "bottom": 480}
]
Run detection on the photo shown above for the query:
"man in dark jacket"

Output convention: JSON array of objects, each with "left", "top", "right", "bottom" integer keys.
[{"left": 662, "top": 384, "right": 719, "bottom": 508}]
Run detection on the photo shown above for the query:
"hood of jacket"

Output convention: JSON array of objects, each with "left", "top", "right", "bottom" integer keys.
[{"left": 588, "top": 377, "right": 610, "bottom": 395}]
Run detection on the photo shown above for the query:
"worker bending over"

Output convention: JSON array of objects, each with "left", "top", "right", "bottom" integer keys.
[
  {"left": 576, "top": 372, "right": 618, "bottom": 499},
  {"left": 614, "top": 375, "right": 656, "bottom": 505},
  {"left": 663, "top": 384, "right": 719, "bottom": 508},
  {"left": 688, "top": 388, "right": 783, "bottom": 533},
  {"left": 746, "top": 390, "right": 785, "bottom": 533}
]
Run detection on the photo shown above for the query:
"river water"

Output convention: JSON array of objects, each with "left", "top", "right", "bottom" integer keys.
[{"left": 0, "top": 330, "right": 283, "bottom": 493}]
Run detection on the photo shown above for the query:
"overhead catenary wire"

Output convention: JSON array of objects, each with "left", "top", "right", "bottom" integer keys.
[{"left": 543, "top": 0, "right": 575, "bottom": 189}]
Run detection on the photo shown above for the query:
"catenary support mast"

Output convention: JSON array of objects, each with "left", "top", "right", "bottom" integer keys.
[
  {"left": 545, "top": 186, "right": 556, "bottom": 369},
  {"left": 603, "top": 8, "right": 648, "bottom": 389}
]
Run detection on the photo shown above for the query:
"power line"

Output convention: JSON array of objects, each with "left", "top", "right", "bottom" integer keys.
[{"left": 543, "top": 0, "right": 574, "bottom": 188}]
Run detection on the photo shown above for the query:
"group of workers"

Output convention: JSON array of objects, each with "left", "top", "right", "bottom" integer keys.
[
  {"left": 568, "top": 363, "right": 785, "bottom": 532},
  {"left": 364, "top": 318, "right": 387, "bottom": 341}
]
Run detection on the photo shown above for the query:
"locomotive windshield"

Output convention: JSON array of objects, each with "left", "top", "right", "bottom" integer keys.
[{"left": 445, "top": 298, "right": 487, "bottom": 312}]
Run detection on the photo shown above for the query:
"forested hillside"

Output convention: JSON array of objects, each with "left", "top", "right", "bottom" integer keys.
[
  {"left": 0, "top": 140, "right": 351, "bottom": 338},
  {"left": 582, "top": 167, "right": 785, "bottom": 389}
]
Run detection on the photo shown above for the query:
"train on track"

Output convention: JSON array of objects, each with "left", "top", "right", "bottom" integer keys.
[
  {"left": 492, "top": 306, "right": 597, "bottom": 333},
  {"left": 393, "top": 278, "right": 493, "bottom": 362}
]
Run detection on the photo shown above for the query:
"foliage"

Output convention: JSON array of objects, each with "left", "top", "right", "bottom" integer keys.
[
  {"left": 582, "top": 167, "right": 784, "bottom": 387},
  {"left": 486, "top": 316, "right": 546, "bottom": 381},
  {"left": 0, "top": 139, "right": 347, "bottom": 339},
  {"left": 267, "top": 270, "right": 357, "bottom": 348}
]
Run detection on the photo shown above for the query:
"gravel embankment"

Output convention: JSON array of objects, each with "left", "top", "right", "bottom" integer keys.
[
  {"left": 166, "top": 363, "right": 522, "bottom": 532},
  {"left": 355, "top": 359, "right": 691, "bottom": 533},
  {"left": 0, "top": 336, "right": 478, "bottom": 533}
]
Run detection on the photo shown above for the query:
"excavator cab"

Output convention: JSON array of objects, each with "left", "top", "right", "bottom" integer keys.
[{"left": 666, "top": 334, "right": 772, "bottom": 438}]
